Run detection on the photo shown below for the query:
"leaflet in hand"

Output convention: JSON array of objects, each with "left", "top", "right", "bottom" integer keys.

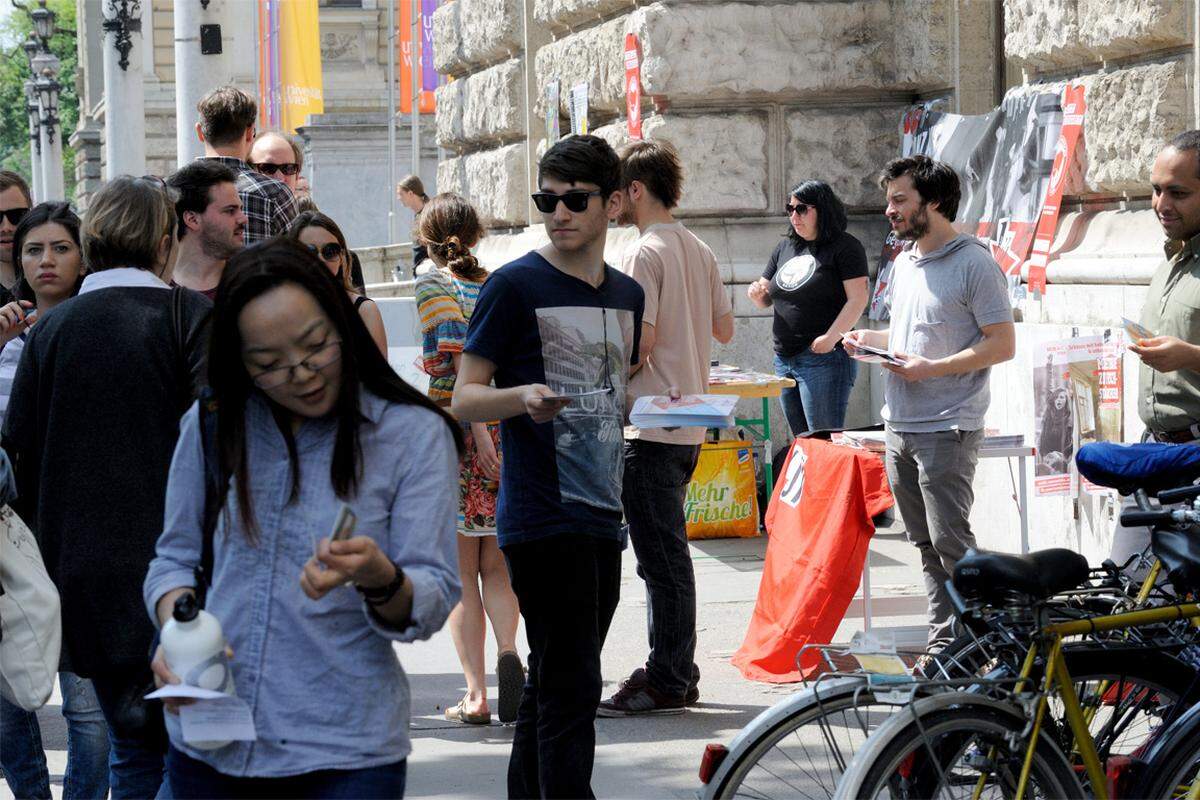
[
  {"left": 849, "top": 343, "right": 906, "bottom": 366},
  {"left": 1122, "top": 317, "right": 1155, "bottom": 343},
  {"left": 630, "top": 394, "right": 738, "bottom": 430}
]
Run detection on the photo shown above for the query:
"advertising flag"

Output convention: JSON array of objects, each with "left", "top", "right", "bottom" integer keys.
[
  {"left": 400, "top": 0, "right": 436, "bottom": 114},
  {"left": 624, "top": 34, "right": 642, "bottom": 140},
  {"left": 278, "top": 0, "right": 324, "bottom": 133}
]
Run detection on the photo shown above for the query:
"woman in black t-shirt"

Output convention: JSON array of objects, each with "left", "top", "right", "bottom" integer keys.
[{"left": 747, "top": 180, "right": 869, "bottom": 435}]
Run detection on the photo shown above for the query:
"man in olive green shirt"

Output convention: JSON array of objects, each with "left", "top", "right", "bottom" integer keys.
[
  {"left": 1133, "top": 131, "right": 1200, "bottom": 436},
  {"left": 1111, "top": 130, "right": 1200, "bottom": 569}
]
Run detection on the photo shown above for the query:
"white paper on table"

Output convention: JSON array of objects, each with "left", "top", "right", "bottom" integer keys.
[
  {"left": 144, "top": 684, "right": 228, "bottom": 700},
  {"left": 179, "top": 695, "right": 257, "bottom": 744}
]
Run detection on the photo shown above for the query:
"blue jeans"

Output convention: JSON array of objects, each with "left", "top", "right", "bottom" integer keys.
[
  {"left": 167, "top": 747, "right": 406, "bottom": 799},
  {"left": 774, "top": 347, "right": 857, "bottom": 436},
  {"left": 1, "top": 672, "right": 111, "bottom": 800},
  {"left": 622, "top": 439, "right": 701, "bottom": 697},
  {"left": 89, "top": 671, "right": 168, "bottom": 800}
]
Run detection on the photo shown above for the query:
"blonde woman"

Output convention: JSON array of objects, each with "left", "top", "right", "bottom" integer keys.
[
  {"left": 417, "top": 193, "right": 523, "bottom": 725},
  {"left": 2, "top": 176, "right": 212, "bottom": 796},
  {"left": 288, "top": 210, "right": 388, "bottom": 356}
]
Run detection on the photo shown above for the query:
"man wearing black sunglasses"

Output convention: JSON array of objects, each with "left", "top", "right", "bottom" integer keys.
[
  {"left": 453, "top": 135, "right": 645, "bottom": 799},
  {"left": 249, "top": 132, "right": 303, "bottom": 195},
  {"left": 0, "top": 171, "right": 33, "bottom": 307}
]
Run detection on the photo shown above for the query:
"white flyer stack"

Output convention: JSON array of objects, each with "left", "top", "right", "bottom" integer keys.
[{"left": 630, "top": 395, "right": 739, "bottom": 430}]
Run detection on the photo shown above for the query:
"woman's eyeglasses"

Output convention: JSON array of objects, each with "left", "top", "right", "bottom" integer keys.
[
  {"left": 251, "top": 162, "right": 301, "bottom": 177},
  {"left": 249, "top": 341, "right": 342, "bottom": 389},
  {"left": 306, "top": 242, "right": 344, "bottom": 262},
  {"left": 786, "top": 203, "right": 811, "bottom": 216},
  {"left": 531, "top": 190, "right": 602, "bottom": 214}
]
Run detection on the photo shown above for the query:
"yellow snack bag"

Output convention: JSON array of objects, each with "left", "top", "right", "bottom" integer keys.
[{"left": 684, "top": 441, "right": 760, "bottom": 539}]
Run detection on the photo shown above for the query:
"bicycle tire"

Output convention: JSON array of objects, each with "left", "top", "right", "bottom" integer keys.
[
  {"left": 706, "top": 648, "right": 1194, "bottom": 800},
  {"left": 1130, "top": 704, "right": 1200, "bottom": 799},
  {"left": 835, "top": 695, "right": 1083, "bottom": 800}
]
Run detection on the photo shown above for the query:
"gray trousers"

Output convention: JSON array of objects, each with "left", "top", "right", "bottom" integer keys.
[{"left": 884, "top": 428, "right": 983, "bottom": 648}]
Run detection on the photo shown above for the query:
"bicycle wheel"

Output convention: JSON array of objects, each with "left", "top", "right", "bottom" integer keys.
[
  {"left": 707, "top": 648, "right": 1192, "bottom": 800},
  {"left": 836, "top": 695, "right": 1083, "bottom": 800},
  {"left": 1130, "top": 707, "right": 1200, "bottom": 799}
]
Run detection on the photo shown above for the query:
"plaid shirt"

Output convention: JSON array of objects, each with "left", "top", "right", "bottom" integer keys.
[{"left": 202, "top": 157, "right": 298, "bottom": 246}]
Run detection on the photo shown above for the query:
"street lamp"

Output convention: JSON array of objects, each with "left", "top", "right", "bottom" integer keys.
[
  {"left": 21, "top": 35, "right": 38, "bottom": 69},
  {"left": 35, "top": 73, "right": 60, "bottom": 144},
  {"left": 23, "top": 79, "right": 41, "bottom": 154},
  {"left": 30, "top": 0, "right": 55, "bottom": 43}
]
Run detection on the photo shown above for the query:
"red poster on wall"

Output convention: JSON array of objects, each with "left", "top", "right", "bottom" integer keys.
[
  {"left": 1025, "top": 84, "right": 1086, "bottom": 295},
  {"left": 624, "top": 33, "right": 643, "bottom": 140}
]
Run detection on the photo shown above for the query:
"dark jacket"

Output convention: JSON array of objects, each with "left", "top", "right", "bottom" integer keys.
[{"left": 2, "top": 283, "right": 211, "bottom": 676}]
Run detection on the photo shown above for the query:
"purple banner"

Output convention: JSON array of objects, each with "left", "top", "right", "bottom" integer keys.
[{"left": 421, "top": 0, "right": 437, "bottom": 93}]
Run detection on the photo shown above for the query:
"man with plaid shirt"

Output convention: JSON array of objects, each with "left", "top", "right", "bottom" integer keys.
[{"left": 196, "top": 86, "right": 297, "bottom": 246}]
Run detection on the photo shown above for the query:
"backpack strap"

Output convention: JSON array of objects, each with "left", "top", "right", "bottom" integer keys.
[{"left": 192, "top": 387, "right": 227, "bottom": 608}]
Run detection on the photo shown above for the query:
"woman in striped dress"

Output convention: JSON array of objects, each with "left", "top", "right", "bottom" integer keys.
[{"left": 416, "top": 194, "right": 523, "bottom": 726}]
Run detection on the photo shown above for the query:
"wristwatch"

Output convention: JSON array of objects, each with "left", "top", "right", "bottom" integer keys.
[{"left": 356, "top": 561, "right": 406, "bottom": 607}]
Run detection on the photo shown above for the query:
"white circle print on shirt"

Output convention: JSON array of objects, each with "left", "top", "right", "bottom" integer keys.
[{"left": 774, "top": 254, "right": 818, "bottom": 291}]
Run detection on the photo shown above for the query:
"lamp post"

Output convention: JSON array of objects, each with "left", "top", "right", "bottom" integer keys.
[
  {"left": 34, "top": 59, "right": 64, "bottom": 201},
  {"left": 23, "top": 78, "right": 43, "bottom": 204},
  {"left": 175, "top": 0, "right": 229, "bottom": 167},
  {"left": 101, "top": 0, "right": 146, "bottom": 177}
]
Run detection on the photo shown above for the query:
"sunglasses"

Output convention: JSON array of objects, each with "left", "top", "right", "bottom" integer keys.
[
  {"left": 306, "top": 242, "right": 344, "bottom": 262},
  {"left": 0, "top": 208, "right": 29, "bottom": 226},
  {"left": 786, "top": 203, "right": 811, "bottom": 216},
  {"left": 252, "top": 162, "right": 301, "bottom": 177},
  {"left": 531, "top": 190, "right": 602, "bottom": 214}
]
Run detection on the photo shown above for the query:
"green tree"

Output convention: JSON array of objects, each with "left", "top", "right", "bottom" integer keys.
[{"left": 0, "top": 0, "right": 78, "bottom": 200}]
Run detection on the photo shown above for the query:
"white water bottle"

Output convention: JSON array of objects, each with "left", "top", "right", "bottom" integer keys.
[{"left": 161, "top": 593, "right": 236, "bottom": 749}]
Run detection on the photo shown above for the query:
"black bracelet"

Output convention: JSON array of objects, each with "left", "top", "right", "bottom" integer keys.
[{"left": 356, "top": 561, "right": 405, "bottom": 607}]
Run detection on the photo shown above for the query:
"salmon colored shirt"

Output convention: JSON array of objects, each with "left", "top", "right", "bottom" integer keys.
[{"left": 622, "top": 222, "right": 732, "bottom": 446}]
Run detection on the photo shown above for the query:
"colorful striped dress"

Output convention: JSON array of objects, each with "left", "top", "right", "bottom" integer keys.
[{"left": 416, "top": 267, "right": 498, "bottom": 534}]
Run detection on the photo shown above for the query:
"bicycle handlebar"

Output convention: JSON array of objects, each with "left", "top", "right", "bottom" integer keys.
[{"left": 1158, "top": 484, "right": 1200, "bottom": 504}]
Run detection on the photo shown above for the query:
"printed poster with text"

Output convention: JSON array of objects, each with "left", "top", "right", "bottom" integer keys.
[{"left": 1032, "top": 333, "right": 1123, "bottom": 497}]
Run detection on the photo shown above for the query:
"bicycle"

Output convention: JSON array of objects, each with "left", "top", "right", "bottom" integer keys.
[{"left": 832, "top": 484, "right": 1200, "bottom": 800}]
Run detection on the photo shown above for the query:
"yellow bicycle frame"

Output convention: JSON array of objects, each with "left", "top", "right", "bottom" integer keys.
[{"left": 1011, "top": 602, "right": 1200, "bottom": 800}]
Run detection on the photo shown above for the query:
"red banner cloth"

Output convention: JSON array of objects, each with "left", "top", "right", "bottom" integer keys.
[{"left": 731, "top": 438, "right": 894, "bottom": 683}]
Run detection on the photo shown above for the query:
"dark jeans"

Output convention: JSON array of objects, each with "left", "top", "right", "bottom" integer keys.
[
  {"left": 774, "top": 347, "right": 857, "bottom": 435},
  {"left": 90, "top": 670, "right": 168, "bottom": 800},
  {"left": 1, "top": 672, "right": 111, "bottom": 799},
  {"left": 503, "top": 534, "right": 621, "bottom": 799},
  {"left": 167, "top": 747, "right": 406, "bottom": 799},
  {"left": 622, "top": 439, "right": 701, "bottom": 697}
]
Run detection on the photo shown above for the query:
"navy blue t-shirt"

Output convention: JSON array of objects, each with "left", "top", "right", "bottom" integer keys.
[{"left": 464, "top": 251, "right": 644, "bottom": 548}]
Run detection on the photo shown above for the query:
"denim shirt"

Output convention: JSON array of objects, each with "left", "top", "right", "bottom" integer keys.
[{"left": 143, "top": 389, "right": 461, "bottom": 777}]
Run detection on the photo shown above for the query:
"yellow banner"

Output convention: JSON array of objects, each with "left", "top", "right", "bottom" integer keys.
[{"left": 278, "top": 0, "right": 324, "bottom": 133}]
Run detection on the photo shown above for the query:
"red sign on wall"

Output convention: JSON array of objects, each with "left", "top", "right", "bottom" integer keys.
[
  {"left": 1025, "top": 83, "right": 1086, "bottom": 295},
  {"left": 624, "top": 33, "right": 643, "bottom": 140}
]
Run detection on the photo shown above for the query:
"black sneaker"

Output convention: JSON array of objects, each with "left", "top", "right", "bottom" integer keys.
[{"left": 597, "top": 668, "right": 686, "bottom": 717}]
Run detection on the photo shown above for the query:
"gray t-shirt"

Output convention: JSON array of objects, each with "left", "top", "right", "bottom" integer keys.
[{"left": 883, "top": 234, "right": 1013, "bottom": 432}]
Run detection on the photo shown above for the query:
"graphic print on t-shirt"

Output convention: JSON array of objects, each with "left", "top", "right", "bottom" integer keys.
[
  {"left": 535, "top": 305, "right": 635, "bottom": 512},
  {"left": 774, "top": 254, "right": 819, "bottom": 291}
]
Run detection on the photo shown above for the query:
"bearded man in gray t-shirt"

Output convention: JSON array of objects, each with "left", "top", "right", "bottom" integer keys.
[{"left": 845, "top": 155, "right": 1015, "bottom": 648}]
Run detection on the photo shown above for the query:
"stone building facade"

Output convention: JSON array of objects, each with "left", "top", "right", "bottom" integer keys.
[
  {"left": 69, "top": 0, "right": 436, "bottom": 247},
  {"left": 432, "top": 0, "right": 1199, "bottom": 561}
]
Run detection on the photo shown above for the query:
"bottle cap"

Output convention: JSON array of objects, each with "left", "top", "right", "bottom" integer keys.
[{"left": 173, "top": 593, "right": 200, "bottom": 623}]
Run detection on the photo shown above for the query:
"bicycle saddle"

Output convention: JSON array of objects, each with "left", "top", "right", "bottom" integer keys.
[
  {"left": 952, "top": 548, "right": 1090, "bottom": 603},
  {"left": 1077, "top": 441, "right": 1200, "bottom": 495}
]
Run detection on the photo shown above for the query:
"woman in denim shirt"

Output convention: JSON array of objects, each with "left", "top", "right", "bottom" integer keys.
[{"left": 143, "top": 239, "right": 464, "bottom": 798}]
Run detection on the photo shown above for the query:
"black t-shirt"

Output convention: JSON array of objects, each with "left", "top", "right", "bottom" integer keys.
[{"left": 763, "top": 231, "right": 868, "bottom": 357}]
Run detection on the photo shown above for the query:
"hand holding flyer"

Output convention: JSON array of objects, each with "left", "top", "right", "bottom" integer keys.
[
  {"left": 847, "top": 343, "right": 907, "bottom": 366},
  {"left": 1122, "top": 317, "right": 1155, "bottom": 344},
  {"left": 630, "top": 395, "right": 738, "bottom": 429}
]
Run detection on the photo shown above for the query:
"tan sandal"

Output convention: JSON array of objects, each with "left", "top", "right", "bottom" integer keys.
[{"left": 444, "top": 698, "right": 491, "bottom": 725}]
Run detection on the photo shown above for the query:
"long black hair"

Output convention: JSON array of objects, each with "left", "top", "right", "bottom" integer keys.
[
  {"left": 11, "top": 202, "right": 84, "bottom": 303},
  {"left": 786, "top": 180, "right": 848, "bottom": 248},
  {"left": 209, "top": 237, "right": 465, "bottom": 538}
]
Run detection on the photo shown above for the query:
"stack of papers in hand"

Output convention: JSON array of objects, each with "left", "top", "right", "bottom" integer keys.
[{"left": 630, "top": 394, "right": 738, "bottom": 429}]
